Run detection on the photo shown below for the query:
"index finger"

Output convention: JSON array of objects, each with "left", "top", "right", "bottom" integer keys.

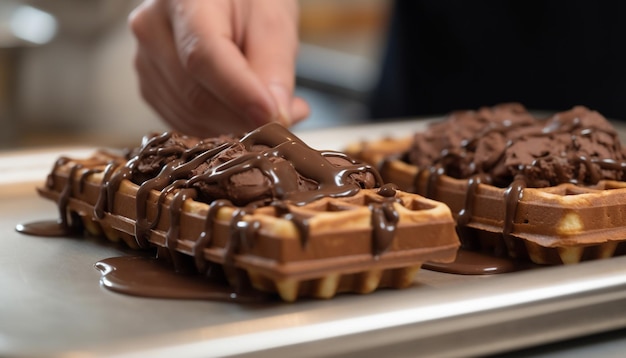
[
  {"left": 167, "top": 0, "right": 279, "bottom": 127},
  {"left": 244, "top": 0, "right": 300, "bottom": 126}
]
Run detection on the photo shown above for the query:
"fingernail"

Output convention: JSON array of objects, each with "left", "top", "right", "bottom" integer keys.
[{"left": 268, "top": 83, "right": 292, "bottom": 127}]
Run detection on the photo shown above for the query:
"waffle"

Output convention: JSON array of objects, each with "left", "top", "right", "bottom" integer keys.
[
  {"left": 346, "top": 104, "right": 626, "bottom": 265},
  {"left": 32, "top": 123, "right": 459, "bottom": 302}
]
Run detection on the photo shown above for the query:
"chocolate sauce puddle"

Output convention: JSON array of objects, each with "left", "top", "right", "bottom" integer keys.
[
  {"left": 16, "top": 220, "right": 75, "bottom": 237},
  {"left": 95, "top": 256, "right": 271, "bottom": 303},
  {"left": 423, "top": 249, "right": 533, "bottom": 275}
]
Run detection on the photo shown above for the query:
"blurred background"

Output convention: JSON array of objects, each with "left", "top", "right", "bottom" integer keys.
[{"left": 0, "top": 0, "right": 391, "bottom": 149}]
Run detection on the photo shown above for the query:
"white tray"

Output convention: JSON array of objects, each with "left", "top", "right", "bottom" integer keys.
[{"left": 3, "top": 122, "right": 626, "bottom": 358}]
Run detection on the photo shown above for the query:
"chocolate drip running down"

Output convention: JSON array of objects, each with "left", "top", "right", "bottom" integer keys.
[{"left": 406, "top": 104, "right": 626, "bottom": 256}]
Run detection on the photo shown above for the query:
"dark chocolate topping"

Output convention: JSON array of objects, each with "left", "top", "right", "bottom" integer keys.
[
  {"left": 79, "top": 123, "right": 382, "bottom": 250},
  {"left": 20, "top": 123, "right": 417, "bottom": 297},
  {"left": 405, "top": 104, "right": 626, "bottom": 265},
  {"left": 406, "top": 104, "right": 626, "bottom": 188}
]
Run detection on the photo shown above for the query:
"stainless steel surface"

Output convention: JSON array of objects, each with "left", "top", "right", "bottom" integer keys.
[{"left": 2, "top": 121, "right": 626, "bottom": 358}]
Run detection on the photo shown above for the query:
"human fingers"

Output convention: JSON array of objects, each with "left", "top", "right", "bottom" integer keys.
[
  {"left": 166, "top": 0, "right": 279, "bottom": 127},
  {"left": 241, "top": 0, "right": 302, "bottom": 126},
  {"left": 136, "top": 50, "right": 255, "bottom": 137},
  {"left": 130, "top": 0, "right": 256, "bottom": 136}
]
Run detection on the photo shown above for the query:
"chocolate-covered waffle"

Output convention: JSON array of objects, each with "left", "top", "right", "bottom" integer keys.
[
  {"left": 347, "top": 104, "right": 626, "bottom": 265},
  {"left": 21, "top": 123, "right": 459, "bottom": 301}
]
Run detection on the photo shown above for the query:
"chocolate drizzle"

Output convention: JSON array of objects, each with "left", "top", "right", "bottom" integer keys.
[
  {"left": 131, "top": 143, "right": 232, "bottom": 248},
  {"left": 94, "top": 163, "right": 118, "bottom": 219},
  {"left": 18, "top": 123, "right": 409, "bottom": 300},
  {"left": 457, "top": 174, "right": 488, "bottom": 227},
  {"left": 502, "top": 176, "right": 527, "bottom": 255},
  {"left": 165, "top": 187, "right": 198, "bottom": 271},
  {"left": 271, "top": 201, "right": 311, "bottom": 248},
  {"left": 370, "top": 184, "right": 401, "bottom": 256},
  {"left": 405, "top": 104, "right": 626, "bottom": 260},
  {"left": 193, "top": 199, "right": 231, "bottom": 274},
  {"left": 58, "top": 161, "right": 81, "bottom": 230}
]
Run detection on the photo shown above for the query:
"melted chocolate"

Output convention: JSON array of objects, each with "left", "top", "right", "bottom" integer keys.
[
  {"left": 271, "top": 201, "right": 311, "bottom": 248},
  {"left": 377, "top": 183, "right": 398, "bottom": 198},
  {"left": 94, "top": 163, "right": 118, "bottom": 220},
  {"left": 18, "top": 160, "right": 87, "bottom": 238},
  {"left": 193, "top": 199, "right": 232, "bottom": 273},
  {"left": 370, "top": 184, "right": 401, "bottom": 256},
  {"left": 95, "top": 256, "right": 269, "bottom": 302},
  {"left": 16, "top": 220, "right": 74, "bottom": 237},
  {"left": 502, "top": 176, "right": 527, "bottom": 256},
  {"left": 456, "top": 174, "right": 488, "bottom": 227},
  {"left": 423, "top": 249, "right": 531, "bottom": 274},
  {"left": 404, "top": 105, "right": 626, "bottom": 272},
  {"left": 18, "top": 123, "right": 411, "bottom": 300}
]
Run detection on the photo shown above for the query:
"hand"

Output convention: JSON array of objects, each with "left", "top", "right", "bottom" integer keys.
[{"left": 129, "top": 0, "right": 310, "bottom": 137}]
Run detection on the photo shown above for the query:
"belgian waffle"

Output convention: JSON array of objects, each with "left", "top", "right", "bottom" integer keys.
[
  {"left": 346, "top": 104, "right": 626, "bottom": 265},
  {"left": 31, "top": 123, "right": 459, "bottom": 301}
]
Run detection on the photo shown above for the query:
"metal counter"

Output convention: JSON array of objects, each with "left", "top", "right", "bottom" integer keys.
[{"left": 2, "top": 121, "right": 626, "bottom": 357}]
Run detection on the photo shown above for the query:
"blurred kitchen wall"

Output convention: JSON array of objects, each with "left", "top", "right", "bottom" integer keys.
[
  {"left": 295, "top": 0, "right": 391, "bottom": 130},
  {"left": 3, "top": 0, "right": 163, "bottom": 149},
  {"left": 1, "top": 0, "right": 391, "bottom": 149}
]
